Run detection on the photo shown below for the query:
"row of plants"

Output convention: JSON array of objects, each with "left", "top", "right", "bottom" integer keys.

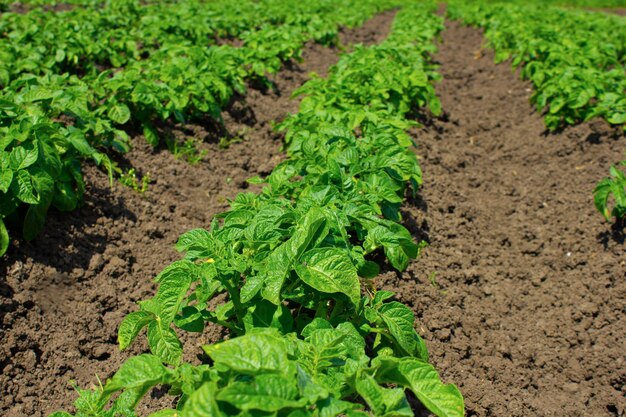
[
  {"left": 0, "top": 0, "right": 359, "bottom": 84},
  {"left": 482, "top": 0, "right": 626, "bottom": 6},
  {"left": 0, "top": 0, "right": 404, "bottom": 257},
  {"left": 447, "top": 1, "right": 626, "bottom": 132},
  {"left": 49, "top": 3, "right": 464, "bottom": 416},
  {"left": 448, "top": 1, "right": 626, "bottom": 224}
]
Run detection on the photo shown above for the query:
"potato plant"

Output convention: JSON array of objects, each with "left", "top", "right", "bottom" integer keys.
[
  {"left": 594, "top": 161, "right": 626, "bottom": 222},
  {"left": 48, "top": 3, "right": 464, "bottom": 417}
]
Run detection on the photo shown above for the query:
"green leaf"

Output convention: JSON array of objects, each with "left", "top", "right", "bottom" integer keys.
[
  {"left": 66, "top": 129, "right": 97, "bottom": 157},
  {"left": 174, "top": 305, "right": 206, "bottom": 333},
  {"left": 9, "top": 145, "right": 38, "bottom": 171},
  {"left": 108, "top": 103, "right": 132, "bottom": 125},
  {"left": 428, "top": 96, "right": 442, "bottom": 117},
  {"left": 261, "top": 207, "right": 328, "bottom": 304},
  {"left": 143, "top": 123, "right": 160, "bottom": 147},
  {"left": 378, "top": 302, "right": 428, "bottom": 361},
  {"left": 364, "top": 224, "right": 418, "bottom": 271},
  {"left": 0, "top": 152, "right": 13, "bottom": 193},
  {"left": 176, "top": 228, "right": 217, "bottom": 260},
  {"left": 243, "top": 299, "right": 293, "bottom": 333},
  {"left": 181, "top": 382, "right": 221, "bottom": 417},
  {"left": 23, "top": 199, "right": 52, "bottom": 241},
  {"left": 118, "top": 311, "right": 155, "bottom": 350},
  {"left": 203, "top": 332, "right": 288, "bottom": 375},
  {"left": 103, "top": 354, "right": 168, "bottom": 395},
  {"left": 356, "top": 374, "right": 412, "bottom": 417},
  {"left": 607, "top": 113, "right": 626, "bottom": 125},
  {"left": 147, "top": 321, "right": 183, "bottom": 366},
  {"left": 593, "top": 179, "right": 612, "bottom": 221},
  {"left": 14, "top": 170, "right": 39, "bottom": 204},
  {"left": 294, "top": 247, "right": 361, "bottom": 307},
  {"left": 0, "top": 218, "right": 8, "bottom": 257},
  {"left": 217, "top": 374, "right": 305, "bottom": 412},
  {"left": 152, "top": 260, "right": 197, "bottom": 325},
  {"left": 375, "top": 357, "right": 464, "bottom": 417},
  {"left": 358, "top": 260, "right": 379, "bottom": 279}
]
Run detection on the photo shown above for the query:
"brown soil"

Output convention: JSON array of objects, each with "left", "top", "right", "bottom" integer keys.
[
  {"left": 382, "top": 20, "right": 625, "bottom": 417},
  {"left": 5, "top": 3, "right": 76, "bottom": 13},
  {"left": 588, "top": 7, "right": 626, "bottom": 15},
  {"left": 0, "top": 11, "right": 397, "bottom": 417}
]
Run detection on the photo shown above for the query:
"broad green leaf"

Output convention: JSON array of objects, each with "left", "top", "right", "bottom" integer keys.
[
  {"left": 261, "top": 207, "right": 328, "bottom": 304},
  {"left": 108, "top": 103, "right": 132, "bottom": 125},
  {"left": 428, "top": 96, "right": 442, "bottom": 117},
  {"left": 143, "top": 124, "right": 160, "bottom": 147},
  {"left": 66, "top": 129, "right": 97, "bottom": 157},
  {"left": 593, "top": 179, "right": 612, "bottom": 221},
  {"left": 294, "top": 247, "right": 360, "bottom": 307},
  {"left": 0, "top": 218, "right": 8, "bottom": 256},
  {"left": 152, "top": 260, "right": 197, "bottom": 324},
  {"left": 147, "top": 321, "right": 183, "bottom": 366},
  {"left": 203, "top": 332, "right": 288, "bottom": 375},
  {"left": 243, "top": 299, "right": 293, "bottom": 333},
  {"left": 378, "top": 302, "right": 428, "bottom": 361},
  {"left": 375, "top": 357, "right": 464, "bottom": 417},
  {"left": 181, "top": 382, "right": 221, "bottom": 417},
  {"left": 296, "top": 364, "right": 329, "bottom": 404},
  {"left": 23, "top": 199, "right": 51, "bottom": 241},
  {"left": 176, "top": 229, "right": 217, "bottom": 260},
  {"left": 217, "top": 374, "right": 305, "bottom": 412},
  {"left": 0, "top": 152, "right": 12, "bottom": 193},
  {"left": 174, "top": 306, "right": 205, "bottom": 333},
  {"left": 9, "top": 145, "right": 38, "bottom": 171},
  {"left": 356, "top": 374, "right": 412, "bottom": 417},
  {"left": 364, "top": 224, "right": 418, "bottom": 271},
  {"left": 118, "top": 311, "right": 155, "bottom": 350},
  {"left": 607, "top": 113, "right": 626, "bottom": 125},
  {"left": 103, "top": 354, "right": 168, "bottom": 394},
  {"left": 240, "top": 273, "right": 264, "bottom": 304},
  {"left": 14, "top": 170, "right": 39, "bottom": 205}
]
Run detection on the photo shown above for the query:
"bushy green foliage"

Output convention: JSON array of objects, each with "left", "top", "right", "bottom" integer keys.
[
  {"left": 0, "top": 89, "right": 113, "bottom": 256},
  {"left": 0, "top": 0, "right": 402, "bottom": 254},
  {"left": 448, "top": 1, "right": 626, "bottom": 131},
  {"left": 473, "top": 0, "right": 626, "bottom": 6},
  {"left": 48, "top": 4, "right": 464, "bottom": 417}
]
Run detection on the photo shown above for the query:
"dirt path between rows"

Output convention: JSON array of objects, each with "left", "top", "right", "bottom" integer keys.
[
  {"left": 0, "top": 10, "right": 397, "bottom": 417},
  {"left": 382, "top": 20, "right": 625, "bottom": 417}
]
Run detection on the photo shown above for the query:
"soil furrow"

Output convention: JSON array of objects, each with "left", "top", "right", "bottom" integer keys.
[
  {"left": 0, "top": 10, "right": 398, "bottom": 417},
  {"left": 384, "top": 20, "right": 625, "bottom": 417}
]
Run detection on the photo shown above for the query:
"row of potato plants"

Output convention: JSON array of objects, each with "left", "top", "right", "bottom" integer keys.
[
  {"left": 0, "top": 0, "right": 375, "bottom": 84},
  {"left": 0, "top": 0, "right": 404, "bottom": 256},
  {"left": 49, "top": 3, "right": 464, "bottom": 417},
  {"left": 448, "top": 1, "right": 626, "bottom": 224},
  {"left": 447, "top": 1, "right": 626, "bottom": 132}
]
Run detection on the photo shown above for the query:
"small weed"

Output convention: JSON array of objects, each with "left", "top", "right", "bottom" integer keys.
[
  {"left": 218, "top": 128, "right": 249, "bottom": 150},
  {"left": 119, "top": 168, "right": 150, "bottom": 193},
  {"left": 166, "top": 137, "right": 207, "bottom": 165},
  {"left": 428, "top": 271, "right": 439, "bottom": 288}
]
